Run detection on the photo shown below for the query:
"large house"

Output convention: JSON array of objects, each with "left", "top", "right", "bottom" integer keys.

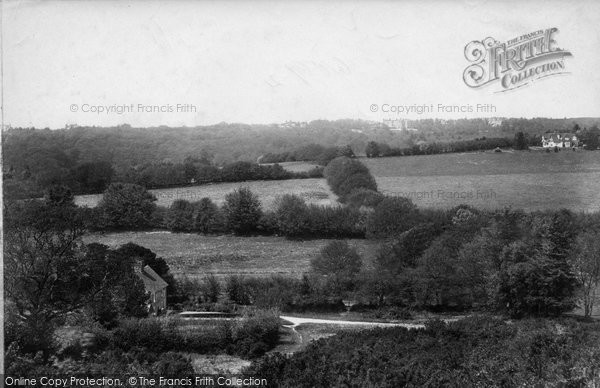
[
  {"left": 541, "top": 133, "right": 579, "bottom": 148},
  {"left": 135, "top": 265, "right": 168, "bottom": 314}
]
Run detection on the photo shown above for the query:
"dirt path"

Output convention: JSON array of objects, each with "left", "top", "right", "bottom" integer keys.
[
  {"left": 280, "top": 315, "right": 425, "bottom": 329},
  {"left": 273, "top": 315, "right": 427, "bottom": 355}
]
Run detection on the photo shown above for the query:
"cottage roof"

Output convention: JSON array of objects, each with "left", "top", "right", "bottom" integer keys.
[
  {"left": 543, "top": 133, "right": 576, "bottom": 142},
  {"left": 136, "top": 265, "right": 168, "bottom": 292}
]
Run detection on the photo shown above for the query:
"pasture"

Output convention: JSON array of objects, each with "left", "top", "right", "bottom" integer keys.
[
  {"left": 75, "top": 178, "right": 337, "bottom": 210},
  {"left": 361, "top": 150, "right": 600, "bottom": 212},
  {"left": 84, "top": 232, "right": 378, "bottom": 280}
]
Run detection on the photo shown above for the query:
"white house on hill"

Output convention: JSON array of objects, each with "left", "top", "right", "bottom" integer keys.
[{"left": 541, "top": 133, "right": 579, "bottom": 148}]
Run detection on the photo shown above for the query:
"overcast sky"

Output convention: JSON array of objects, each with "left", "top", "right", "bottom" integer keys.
[{"left": 2, "top": 0, "right": 600, "bottom": 128}]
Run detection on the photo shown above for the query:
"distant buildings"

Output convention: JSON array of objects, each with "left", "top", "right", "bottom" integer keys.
[
  {"left": 541, "top": 133, "right": 579, "bottom": 148},
  {"left": 487, "top": 117, "right": 503, "bottom": 127},
  {"left": 278, "top": 121, "right": 307, "bottom": 129},
  {"left": 135, "top": 265, "right": 168, "bottom": 314},
  {"left": 382, "top": 119, "right": 418, "bottom": 131}
]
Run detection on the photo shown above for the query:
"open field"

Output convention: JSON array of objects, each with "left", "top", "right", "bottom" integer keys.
[
  {"left": 84, "top": 232, "right": 378, "bottom": 279},
  {"left": 75, "top": 178, "right": 338, "bottom": 210},
  {"left": 362, "top": 150, "right": 600, "bottom": 212}
]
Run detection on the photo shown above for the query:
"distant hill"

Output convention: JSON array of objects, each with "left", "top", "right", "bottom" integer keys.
[{"left": 3, "top": 117, "right": 598, "bottom": 199}]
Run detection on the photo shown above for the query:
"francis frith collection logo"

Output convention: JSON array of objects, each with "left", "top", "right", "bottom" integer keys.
[{"left": 463, "top": 28, "right": 572, "bottom": 92}]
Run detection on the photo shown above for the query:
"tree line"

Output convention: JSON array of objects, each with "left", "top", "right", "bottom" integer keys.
[
  {"left": 246, "top": 316, "right": 600, "bottom": 387},
  {"left": 3, "top": 157, "right": 322, "bottom": 199}
]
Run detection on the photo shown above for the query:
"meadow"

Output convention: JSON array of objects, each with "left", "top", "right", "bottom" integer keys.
[
  {"left": 75, "top": 150, "right": 600, "bottom": 212},
  {"left": 362, "top": 150, "right": 600, "bottom": 212},
  {"left": 75, "top": 178, "right": 337, "bottom": 210},
  {"left": 84, "top": 232, "right": 378, "bottom": 279}
]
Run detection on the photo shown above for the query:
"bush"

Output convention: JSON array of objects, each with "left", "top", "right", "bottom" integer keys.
[
  {"left": 226, "top": 275, "right": 251, "bottom": 305},
  {"left": 113, "top": 318, "right": 179, "bottom": 352},
  {"left": 323, "top": 157, "right": 377, "bottom": 201}
]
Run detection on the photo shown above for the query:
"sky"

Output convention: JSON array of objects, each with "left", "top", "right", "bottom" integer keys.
[{"left": 2, "top": 0, "right": 600, "bottom": 128}]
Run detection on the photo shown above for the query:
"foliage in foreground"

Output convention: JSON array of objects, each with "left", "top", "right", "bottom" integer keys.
[{"left": 246, "top": 316, "right": 600, "bottom": 388}]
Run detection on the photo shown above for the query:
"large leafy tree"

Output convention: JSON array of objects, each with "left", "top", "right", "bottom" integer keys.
[
  {"left": 222, "top": 187, "right": 262, "bottom": 234},
  {"left": 365, "top": 196, "right": 419, "bottom": 239},
  {"left": 274, "top": 194, "right": 310, "bottom": 237},
  {"left": 193, "top": 197, "right": 223, "bottom": 233},
  {"left": 166, "top": 199, "right": 195, "bottom": 231},
  {"left": 98, "top": 183, "right": 157, "bottom": 229},
  {"left": 311, "top": 240, "right": 362, "bottom": 293},
  {"left": 570, "top": 231, "right": 600, "bottom": 317}
]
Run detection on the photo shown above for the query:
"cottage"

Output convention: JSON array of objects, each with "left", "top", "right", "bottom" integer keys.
[
  {"left": 135, "top": 265, "right": 168, "bottom": 314},
  {"left": 541, "top": 133, "right": 579, "bottom": 148}
]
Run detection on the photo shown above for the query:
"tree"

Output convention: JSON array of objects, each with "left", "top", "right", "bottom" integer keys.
[
  {"left": 365, "top": 141, "right": 380, "bottom": 158},
  {"left": 166, "top": 199, "right": 195, "bottom": 231},
  {"left": 311, "top": 241, "right": 362, "bottom": 291},
  {"left": 274, "top": 194, "right": 310, "bottom": 237},
  {"left": 98, "top": 183, "right": 157, "bottom": 229},
  {"left": 337, "top": 145, "right": 355, "bottom": 158},
  {"left": 570, "top": 231, "right": 600, "bottom": 317},
  {"left": 366, "top": 196, "right": 419, "bottom": 239},
  {"left": 116, "top": 243, "right": 177, "bottom": 304},
  {"left": 376, "top": 223, "right": 443, "bottom": 274},
  {"left": 193, "top": 197, "right": 223, "bottom": 233},
  {"left": 83, "top": 243, "right": 148, "bottom": 326},
  {"left": 73, "top": 161, "right": 114, "bottom": 193},
  {"left": 514, "top": 132, "right": 528, "bottom": 150},
  {"left": 3, "top": 198, "right": 122, "bottom": 353},
  {"left": 581, "top": 125, "right": 600, "bottom": 150},
  {"left": 222, "top": 187, "right": 262, "bottom": 234},
  {"left": 323, "top": 157, "right": 377, "bottom": 200}
]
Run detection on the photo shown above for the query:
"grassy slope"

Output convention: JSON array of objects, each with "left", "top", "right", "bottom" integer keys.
[
  {"left": 75, "top": 178, "right": 338, "bottom": 210},
  {"left": 361, "top": 150, "right": 600, "bottom": 211},
  {"left": 84, "top": 232, "right": 378, "bottom": 279}
]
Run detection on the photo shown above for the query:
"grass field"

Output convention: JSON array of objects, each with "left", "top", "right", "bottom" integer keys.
[
  {"left": 362, "top": 150, "right": 600, "bottom": 212},
  {"left": 84, "top": 232, "right": 378, "bottom": 279},
  {"left": 75, "top": 178, "right": 337, "bottom": 210}
]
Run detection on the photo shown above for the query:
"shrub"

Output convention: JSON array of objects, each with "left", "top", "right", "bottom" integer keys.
[
  {"left": 323, "top": 157, "right": 377, "bottom": 200},
  {"left": 226, "top": 275, "right": 251, "bottom": 305},
  {"left": 113, "top": 318, "right": 179, "bottom": 352}
]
